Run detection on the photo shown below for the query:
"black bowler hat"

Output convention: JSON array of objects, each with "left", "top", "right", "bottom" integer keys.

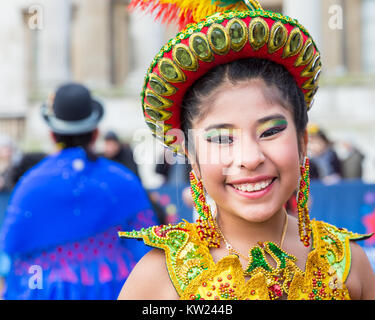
[{"left": 41, "top": 83, "right": 104, "bottom": 135}]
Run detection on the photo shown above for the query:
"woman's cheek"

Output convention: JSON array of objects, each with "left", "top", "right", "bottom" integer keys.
[
  {"left": 269, "top": 131, "right": 300, "bottom": 164},
  {"left": 271, "top": 142, "right": 300, "bottom": 188},
  {"left": 200, "top": 163, "right": 227, "bottom": 197}
]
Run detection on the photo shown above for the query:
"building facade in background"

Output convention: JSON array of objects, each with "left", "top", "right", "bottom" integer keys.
[{"left": 0, "top": 0, "right": 374, "bottom": 184}]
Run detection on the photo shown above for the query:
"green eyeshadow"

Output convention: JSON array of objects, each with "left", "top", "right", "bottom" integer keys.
[{"left": 257, "top": 118, "right": 288, "bottom": 136}]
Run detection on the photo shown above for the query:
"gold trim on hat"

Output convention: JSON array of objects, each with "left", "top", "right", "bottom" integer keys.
[
  {"left": 227, "top": 18, "right": 248, "bottom": 52},
  {"left": 145, "top": 104, "right": 173, "bottom": 122},
  {"left": 207, "top": 23, "right": 231, "bottom": 55},
  {"left": 294, "top": 38, "right": 315, "bottom": 67},
  {"left": 248, "top": 17, "right": 270, "bottom": 51},
  {"left": 189, "top": 32, "right": 214, "bottom": 62},
  {"left": 158, "top": 58, "right": 187, "bottom": 83},
  {"left": 145, "top": 89, "right": 173, "bottom": 109},
  {"left": 268, "top": 21, "right": 288, "bottom": 54},
  {"left": 173, "top": 43, "right": 199, "bottom": 71},
  {"left": 148, "top": 73, "right": 177, "bottom": 96},
  {"left": 283, "top": 28, "right": 304, "bottom": 58},
  {"left": 301, "top": 53, "right": 321, "bottom": 78}
]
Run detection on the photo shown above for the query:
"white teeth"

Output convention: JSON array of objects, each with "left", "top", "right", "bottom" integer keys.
[{"left": 233, "top": 179, "right": 273, "bottom": 192}]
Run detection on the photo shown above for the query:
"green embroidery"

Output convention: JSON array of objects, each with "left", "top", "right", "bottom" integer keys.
[
  {"left": 267, "top": 242, "right": 296, "bottom": 269},
  {"left": 316, "top": 221, "right": 372, "bottom": 282},
  {"left": 245, "top": 242, "right": 297, "bottom": 275},
  {"left": 119, "top": 222, "right": 212, "bottom": 294},
  {"left": 246, "top": 246, "right": 273, "bottom": 274}
]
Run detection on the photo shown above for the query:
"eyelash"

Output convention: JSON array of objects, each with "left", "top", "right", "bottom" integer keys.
[
  {"left": 260, "top": 126, "right": 287, "bottom": 138},
  {"left": 206, "top": 135, "right": 234, "bottom": 144},
  {"left": 205, "top": 124, "right": 287, "bottom": 144}
]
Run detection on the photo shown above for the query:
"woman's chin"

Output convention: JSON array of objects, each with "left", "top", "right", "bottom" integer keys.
[{"left": 240, "top": 209, "right": 279, "bottom": 224}]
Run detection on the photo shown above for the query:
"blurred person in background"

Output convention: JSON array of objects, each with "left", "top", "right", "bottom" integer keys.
[
  {"left": 336, "top": 140, "right": 365, "bottom": 180},
  {"left": 155, "top": 148, "right": 191, "bottom": 186},
  {"left": 102, "top": 130, "right": 139, "bottom": 178},
  {"left": 156, "top": 148, "right": 192, "bottom": 221},
  {"left": 0, "top": 135, "right": 47, "bottom": 193},
  {"left": 102, "top": 131, "right": 168, "bottom": 224},
  {"left": 0, "top": 83, "right": 159, "bottom": 299},
  {"left": 307, "top": 124, "right": 343, "bottom": 185},
  {"left": 9, "top": 152, "right": 47, "bottom": 187},
  {"left": 0, "top": 136, "right": 22, "bottom": 192}
]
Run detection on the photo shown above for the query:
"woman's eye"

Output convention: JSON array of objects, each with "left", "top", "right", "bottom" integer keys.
[
  {"left": 260, "top": 126, "right": 286, "bottom": 138},
  {"left": 207, "top": 135, "right": 234, "bottom": 144}
]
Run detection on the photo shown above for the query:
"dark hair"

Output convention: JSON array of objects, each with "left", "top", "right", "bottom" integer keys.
[
  {"left": 181, "top": 58, "right": 308, "bottom": 152},
  {"left": 316, "top": 129, "right": 331, "bottom": 146},
  {"left": 53, "top": 131, "right": 98, "bottom": 161}
]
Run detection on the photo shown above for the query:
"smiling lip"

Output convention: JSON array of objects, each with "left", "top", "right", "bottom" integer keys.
[
  {"left": 227, "top": 176, "right": 277, "bottom": 200},
  {"left": 228, "top": 175, "right": 276, "bottom": 185}
]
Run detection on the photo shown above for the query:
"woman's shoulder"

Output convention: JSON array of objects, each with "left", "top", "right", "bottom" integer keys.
[
  {"left": 346, "top": 240, "right": 375, "bottom": 299},
  {"left": 118, "top": 220, "right": 213, "bottom": 298},
  {"left": 311, "top": 219, "right": 375, "bottom": 298},
  {"left": 118, "top": 248, "right": 179, "bottom": 299}
]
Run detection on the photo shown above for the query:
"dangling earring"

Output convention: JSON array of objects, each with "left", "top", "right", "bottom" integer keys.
[
  {"left": 189, "top": 170, "right": 220, "bottom": 248},
  {"left": 297, "top": 156, "right": 312, "bottom": 247}
]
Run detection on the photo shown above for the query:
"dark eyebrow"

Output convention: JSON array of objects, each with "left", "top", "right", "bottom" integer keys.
[
  {"left": 204, "top": 123, "right": 234, "bottom": 131},
  {"left": 257, "top": 114, "right": 287, "bottom": 124}
]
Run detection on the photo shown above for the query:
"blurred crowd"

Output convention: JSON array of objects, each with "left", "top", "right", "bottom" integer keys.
[
  {"left": 307, "top": 124, "right": 365, "bottom": 185},
  {"left": 0, "top": 82, "right": 369, "bottom": 300}
]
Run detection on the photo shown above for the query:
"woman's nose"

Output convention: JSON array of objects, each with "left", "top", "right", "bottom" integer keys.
[{"left": 234, "top": 134, "right": 266, "bottom": 171}]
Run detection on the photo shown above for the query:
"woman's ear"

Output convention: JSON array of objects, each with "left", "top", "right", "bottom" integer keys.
[
  {"left": 191, "top": 164, "right": 202, "bottom": 180},
  {"left": 299, "top": 129, "right": 309, "bottom": 160},
  {"left": 182, "top": 143, "right": 202, "bottom": 180}
]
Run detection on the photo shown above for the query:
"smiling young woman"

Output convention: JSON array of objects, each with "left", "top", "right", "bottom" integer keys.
[{"left": 117, "top": 0, "right": 375, "bottom": 300}]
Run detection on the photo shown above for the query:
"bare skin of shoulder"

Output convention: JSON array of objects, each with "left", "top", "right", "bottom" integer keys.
[
  {"left": 346, "top": 241, "right": 375, "bottom": 300},
  {"left": 117, "top": 248, "right": 179, "bottom": 300}
]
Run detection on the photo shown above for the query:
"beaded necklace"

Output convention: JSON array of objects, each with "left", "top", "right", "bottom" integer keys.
[
  {"left": 215, "top": 209, "right": 289, "bottom": 260},
  {"left": 214, "top": 210, "right": 301, "bottom": 299}
]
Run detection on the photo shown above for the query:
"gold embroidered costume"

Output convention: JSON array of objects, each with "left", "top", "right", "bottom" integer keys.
[{"left": 119, "top": 220, "right": 370, "bottom": 300}]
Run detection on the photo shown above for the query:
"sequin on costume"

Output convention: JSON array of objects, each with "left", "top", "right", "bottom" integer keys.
[{"left": 119, "top": 220, "right": 371, "bottom": 300}]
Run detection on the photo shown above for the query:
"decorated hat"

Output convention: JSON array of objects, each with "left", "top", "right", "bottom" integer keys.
[
  {"left": 135, "top": 0, "right": 321, "bottom": 153},
  {"left": 41, "top": 83, "right": 104, "bottom": 135}
]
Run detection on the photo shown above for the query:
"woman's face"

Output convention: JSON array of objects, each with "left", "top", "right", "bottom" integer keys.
[{"left": 189, "top": 80, "right": 306, "bottom": 223}]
